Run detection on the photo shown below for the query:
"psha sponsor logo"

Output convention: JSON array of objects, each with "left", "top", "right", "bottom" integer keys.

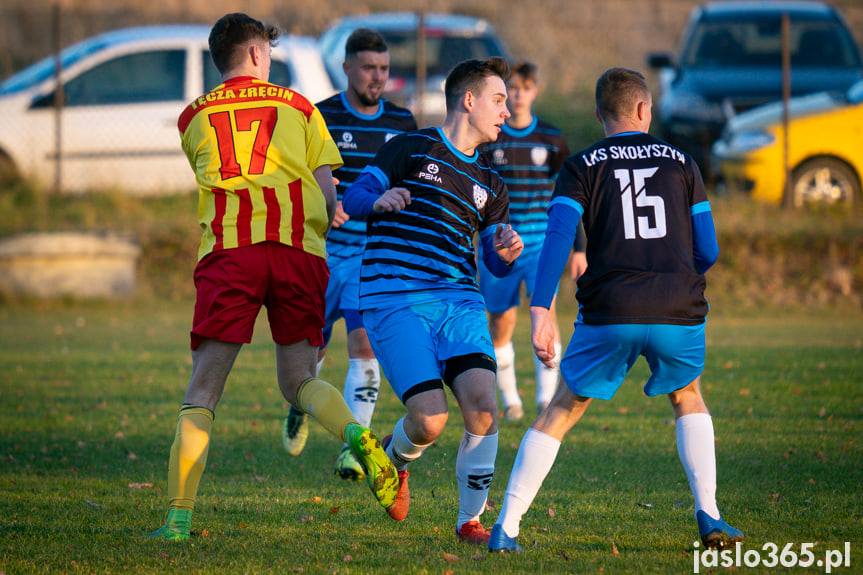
[
  {"left": 419, "top": 162, "right": 443, "bottom": 184},
  {"left": 338, "top": 131, "right": 357, "bottom": 150}
]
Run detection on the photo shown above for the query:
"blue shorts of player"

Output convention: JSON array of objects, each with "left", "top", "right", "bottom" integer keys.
[
  {"left": 363, "top": 299, "right": 497, "bottom": 403},
  {"left": 321, "top": 252, "right": 364, "bottom": 347},
  {"left": 479, "top": 250, "right": 557, "bottom": 315},
  {"left": 560, "top": 321, "right": 706, "bottom": 400}
]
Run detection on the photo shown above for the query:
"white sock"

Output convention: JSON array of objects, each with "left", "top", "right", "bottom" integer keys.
[
  {"left": 534, "top": 342, "right": 562, "bottom": 408},
  {"left": 386, "top": 417, "right": 431, "bottom": 471},
  {"left": 676, "top": 413, "right": 720, "bottom": 519},
  {"left": 494, "top": 342, "right": 521, "bottom": 410},
  {"left": 315, "top": 356, "right": 325, "bottom": 377},
  {"left": 455, "top": 430, "right": 498, "bottom": 529},
  {"left": 496, "top": 428, "right": 561, "bottom": 537},
  {"left": 343, "top": 358, "right": 380, "bottom": 428}
]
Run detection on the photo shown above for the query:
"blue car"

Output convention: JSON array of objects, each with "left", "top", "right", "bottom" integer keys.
[{"left": 647, "top": 1, "right": 863, "bottom": 179}]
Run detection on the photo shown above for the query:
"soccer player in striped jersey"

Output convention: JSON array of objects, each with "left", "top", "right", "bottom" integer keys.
[
  {"left": 147, "top": 13, "right": 399, "bottom": 541},
  {"left": 341, "top": 57, "right": 524, "bottom": 545},
  {"left": 480, "top": 61, "right": 587, "bottom": 422},
  {"left": 488, "top": 67, "right": 742, "bottom": 553},
  {"left": 281, "top": 28, "right": 417, "bottom": 482}
]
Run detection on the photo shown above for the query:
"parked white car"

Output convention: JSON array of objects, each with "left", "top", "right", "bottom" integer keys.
[{"left": 0, "top": 25, "right": 335, "bottom": 194}]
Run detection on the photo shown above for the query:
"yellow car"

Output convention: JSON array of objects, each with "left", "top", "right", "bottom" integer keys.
[{"left": 711, "top": 79, "right": 863, "bottom": 208}]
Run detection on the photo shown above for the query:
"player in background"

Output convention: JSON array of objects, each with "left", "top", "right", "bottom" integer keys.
[
  {"left": 281, "top": 28, "right": 417, "bottom": 482},
  {"left": 488, "top": 67, "right": 743, "bottom": 553},
  {"left": 147, "top": 13, "right": 399, "bottom": 541},
  {"left": 479, "top": 61, "right": 587, "bottom": 422},
  {"left": 341, "top": 57, "right": 523, "bottom": 545}
]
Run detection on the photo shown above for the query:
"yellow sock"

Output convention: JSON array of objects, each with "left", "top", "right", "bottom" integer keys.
[
  {"left": 296, "top": 377, "right": 357, "bottom": 441},
  {"left": 167, "top": 405, "right": 214, "bottom": 512}
]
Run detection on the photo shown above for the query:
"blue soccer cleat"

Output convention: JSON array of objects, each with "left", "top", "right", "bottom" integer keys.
[
  {"left": 697, "top": 510, "right": 744, "bottom": 549},
  {"left": 488, "top": 523, "right": 523, "bottom": 553}
]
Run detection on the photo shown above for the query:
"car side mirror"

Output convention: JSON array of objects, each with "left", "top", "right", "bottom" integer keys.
[{"left": 647, "top": 53, "right": 673, "bottom": 69}]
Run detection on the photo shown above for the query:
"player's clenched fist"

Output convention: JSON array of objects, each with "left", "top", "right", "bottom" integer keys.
[
  {"left": 493, "top": 223, "right": 523, "bottom": 265},
  {"left": 373, "top": 187, "right": 411, "bottom": 213}
]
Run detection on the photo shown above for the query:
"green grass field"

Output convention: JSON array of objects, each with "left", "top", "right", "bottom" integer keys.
[{"left": 1, "top": 300, "right": 860, "bottom": 574}]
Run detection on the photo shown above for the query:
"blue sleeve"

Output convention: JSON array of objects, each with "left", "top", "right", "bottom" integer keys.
[
  {"left": 531, "top": 201, "right": 583, "bottom": 308},
  {"left": 691, "top": 201, "right": 719, "bottom": 273},
  {"left": 341, "top": 166, "right": 390, "bottom": 218},
  {"left": 479, "top": 226, "right": 515, "bottom": 278}
]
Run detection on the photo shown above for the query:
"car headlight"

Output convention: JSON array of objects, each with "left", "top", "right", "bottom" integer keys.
[{"left": 725, "top": 130, "right": 775, "bottom": 154}]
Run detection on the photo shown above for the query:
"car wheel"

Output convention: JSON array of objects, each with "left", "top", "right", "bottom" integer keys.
[
  {"left": 0, "top": 152, "right": 20, "bottom": 191},
  {"left": 788, "top": 157, "right": 860, "bottom": 209}
]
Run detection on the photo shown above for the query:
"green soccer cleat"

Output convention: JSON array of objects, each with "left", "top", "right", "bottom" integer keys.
[
  {"left": 334, "top": 445, "right": 366, "bottom": 481},
  {"left": 345, "top": 423, "right": 398, "bottom": 509},
  {"left": 146, "top": 509, "right": 192, "bottom": 541},
  {"left": 282, "top": 406, "right": 309, "bottom": 456}
]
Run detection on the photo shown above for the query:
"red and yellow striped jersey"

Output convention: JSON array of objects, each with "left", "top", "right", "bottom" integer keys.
[{"left": 178, "top": 76, "right": 343, "bottom": 261}]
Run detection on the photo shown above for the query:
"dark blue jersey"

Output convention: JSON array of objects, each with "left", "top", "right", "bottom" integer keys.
[
  {"left": 316, "top": 92, "right": 417, "bottom": 258},
  {"left": 343, "top": 127, "right": 512, "bottom": 310},
  {"left": 481, "top": 118, "right": 570, "bottom": 256},
  {"left": 540, "top": 132, "right": 716, "bottom": 325}
]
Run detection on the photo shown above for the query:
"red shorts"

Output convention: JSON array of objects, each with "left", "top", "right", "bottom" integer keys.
[{"left": 191, "top": 242, "right": 328, "bottom": 350}]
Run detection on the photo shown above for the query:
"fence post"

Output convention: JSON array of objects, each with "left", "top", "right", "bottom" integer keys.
[{"left": 52, "top": 2, "right": 63, "bottom": 195}]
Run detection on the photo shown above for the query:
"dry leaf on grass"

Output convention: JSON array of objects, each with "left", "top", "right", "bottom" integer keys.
[
  {"left": 443, "top": 551, "right": 459, "bottom": 563},
  {"left": 128, "top": 482, "right": 153, "bottom": 489}
]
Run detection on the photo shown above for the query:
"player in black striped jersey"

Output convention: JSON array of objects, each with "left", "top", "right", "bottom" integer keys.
[
  {"left": 343, "top": 57, "right": 523, "bottom": 544},
  {"left": 479, "top": 61, "right": 587, "bottom": 422},
  {"left": 489, "top": 67, "right": 742, "bottom": 553},
  {"left": 281, "top": 29, "right": 417, "bottom": 482}
]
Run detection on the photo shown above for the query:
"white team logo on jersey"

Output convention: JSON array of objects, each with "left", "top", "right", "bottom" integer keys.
[
  {"left": 531, "top": 146, "right": 548, "bottom": 166},
  {"left": 473, "top": 184, "right": 488, "bottom": 210},
  {"left": 492, "top": 148, "right": 506, "bottom": 166},
  {"left": 385, "top": 133, "right": 398, "bottom": 142},
  {"left": 338, "top": 131, "right": 357, "bottom": 150}
]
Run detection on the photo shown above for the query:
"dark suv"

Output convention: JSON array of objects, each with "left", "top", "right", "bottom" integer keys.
[
  {"left": 647, "top": 1, "right": 862, "bottom": 176},
  {"left": 319, "top": 12, "right": 509, "bottom": 127}
]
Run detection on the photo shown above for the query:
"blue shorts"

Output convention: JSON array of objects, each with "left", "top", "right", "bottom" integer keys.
[
  {"left": 363, "top": 299, "right": 496, "bottom": 403},
  {"left": 559, "top": 322, "right": 706, "bottom": 400},
  {"left": 479, "top": 250, "right": 555, "bottom": 314},
  {"left": 322, "top": 253, "right": 364, "bottom": 346}
]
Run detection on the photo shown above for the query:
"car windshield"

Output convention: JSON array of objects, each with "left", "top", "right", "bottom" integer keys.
[
  {"left": 383, "top": 30, "right": 503, "bottom": 77},
  {"left": 684, "top": 18, "right": 861, "bottom": 69},
  {"left": 0, "top": 37, "right": 112, "bottom": 95}
]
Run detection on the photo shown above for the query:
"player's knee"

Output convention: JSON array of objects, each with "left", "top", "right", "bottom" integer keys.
[{"left": 409, "top": 411, "right": 448, "bottom": 444}]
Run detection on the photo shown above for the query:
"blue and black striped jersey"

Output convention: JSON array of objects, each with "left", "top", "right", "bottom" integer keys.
[
  {"left": 348, "top": 127, "right": 512, "bottom": 310},
  {"left": 316, "top": 92, "right": 417, "bottom": 258},
  {"left": 550, "top": 132, "right": 713, "bottom": 325},
  {"left": 481, "top": 117, "right": 570, "bottom": 257}
]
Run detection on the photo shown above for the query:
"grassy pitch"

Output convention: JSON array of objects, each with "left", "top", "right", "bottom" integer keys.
[{"left": 1, "top": 301, "right": 860, "bottom": 574}]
